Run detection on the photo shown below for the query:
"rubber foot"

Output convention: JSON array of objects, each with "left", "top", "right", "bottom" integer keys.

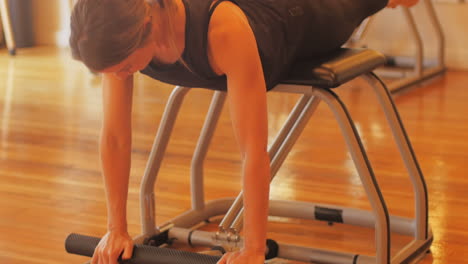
[{"left": 9, "top": 49, "right": 16, "bottom": 56}]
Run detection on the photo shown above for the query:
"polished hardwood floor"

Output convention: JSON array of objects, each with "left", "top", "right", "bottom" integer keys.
[{"left": 0, "top": 47, "right": 467, "bottom": 263}]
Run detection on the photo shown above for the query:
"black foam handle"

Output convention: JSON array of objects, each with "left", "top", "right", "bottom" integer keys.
[{"left": 65, "top": 233, "right": 221, "bottom": 264}]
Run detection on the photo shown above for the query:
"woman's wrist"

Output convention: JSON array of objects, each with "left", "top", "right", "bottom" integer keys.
[
  {"left": 108, "top": 221, "right": 128, "bottom": 233},
  {"left": 242, "top": 244, "right": 266, "bottom": 255},
  {"left": 107, "top": 204, "right": 128, "bottom": 232}
]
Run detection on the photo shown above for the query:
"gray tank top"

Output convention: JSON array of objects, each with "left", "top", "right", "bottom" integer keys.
[{"left": 140, "top": 0, "right": 387, "bottom": 91}]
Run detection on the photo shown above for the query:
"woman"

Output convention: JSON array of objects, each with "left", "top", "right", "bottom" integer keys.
[{"left": 69, "top": 0, "right": 417, "bottom": 263}]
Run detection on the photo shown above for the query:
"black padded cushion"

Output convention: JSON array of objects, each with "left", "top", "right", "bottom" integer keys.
[{"left": 282, "top": 48, "right": 386, "bottom": 89}]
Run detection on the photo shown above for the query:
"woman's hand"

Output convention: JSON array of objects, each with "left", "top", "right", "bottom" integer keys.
[
  {"left": 387, "top": 0, "right": 419, "bottom": 8},
  {"left": 91, "top": 230, "right": 134, "bottom": 264},
  {"left": 217, "top": 249, "right": 265, "bottom": 264}
]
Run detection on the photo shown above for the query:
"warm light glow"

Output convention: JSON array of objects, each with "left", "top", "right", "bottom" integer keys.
[
  {"left": 1, "top": 60, "right": 15, "bottom": 156},
  {"left": 270, "top": 167, "right": 298, "bottom": 201},
  {"left": 370, "top": 122, "right": 386, "bottom": 140}
]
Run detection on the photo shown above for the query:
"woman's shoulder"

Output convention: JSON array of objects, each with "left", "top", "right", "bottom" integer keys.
[
  {"left": 206, "top": 1, "right": 261, "bottom": 75},
  {"left": 208, "top": 1, "right": 252, "bottom": 40}
]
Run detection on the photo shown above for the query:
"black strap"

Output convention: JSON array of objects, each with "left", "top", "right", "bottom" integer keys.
[
  {"left": 265, "top": 239, "right": 279, "bottom": 260},
  {"left": 208, "top": 0, "right": 229, "bottom": 14},
  {"left": 188, "top": 229, "right": 195, "bottom": 247}
]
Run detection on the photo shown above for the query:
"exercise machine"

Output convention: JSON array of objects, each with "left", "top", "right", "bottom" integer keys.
[
  {"left": 0, "top": 0, "right": 16, "bottom": 55},
  {"left": 66, "top": 48, "right": 432, "bottom": 264},
  {"left": 347, "top": 0, "right": 446, "bottom": 93}
]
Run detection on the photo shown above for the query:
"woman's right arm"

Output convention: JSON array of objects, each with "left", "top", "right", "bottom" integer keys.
[{"left": 91, "top": 73, "right": 134, "bottom": 264}]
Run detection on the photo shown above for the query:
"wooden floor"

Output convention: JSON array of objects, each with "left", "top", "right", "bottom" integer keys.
[{"left": 1, "top": 47, "right": 467, "bottom": 263}]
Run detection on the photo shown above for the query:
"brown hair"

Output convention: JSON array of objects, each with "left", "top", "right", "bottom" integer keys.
[{"left": 70, "top": 0, "right": 178, "bottom": 71}]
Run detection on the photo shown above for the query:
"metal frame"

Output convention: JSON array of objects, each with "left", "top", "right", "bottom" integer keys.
[
  {"left": 133, "top": 72, "right": 432, "bottom": 263},
  {"left": 0, "top": 0, "right": 16, "bottom": 55},
  {"left": 347, "top": 0, "right": 446, "bottom": 93}
]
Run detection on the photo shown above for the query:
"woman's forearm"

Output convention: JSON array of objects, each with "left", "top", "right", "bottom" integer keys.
[
  {"left": 99, "top": 74, "right": 134, "bottom": 233},
  {"left": 242, "top": 150, "right": 271, "bottom": 253},
  {"left": 100, "top": 129, "right": 132, "bottom": 232}
]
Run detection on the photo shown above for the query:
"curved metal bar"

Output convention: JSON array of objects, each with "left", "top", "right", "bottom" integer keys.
[
  {"left": 311, "top": 88, "right": 390, "bottom": 264},
  {"left": 402, "top": 7, "right": 424, "bottom": 76},
  {"left": 0, "top": 0, "right": 16, "bottom": 55},
  {"left": 363, "top": 73, "right": 429, "bottom": 240},
  {"left": 191, "top": 91, "right": 227, "bottom": 211},
  {"left": 140, "top": 86, "right": 191, "bottom": 237}
]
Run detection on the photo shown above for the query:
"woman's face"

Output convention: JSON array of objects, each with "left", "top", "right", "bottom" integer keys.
[{"left": 101, "top": 40, "right": 155, "bottom": 79}]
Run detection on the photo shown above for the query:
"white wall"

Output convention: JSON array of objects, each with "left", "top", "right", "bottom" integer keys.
[
  {"left": 31, "top": 0, "right": 468, "bottom": 69},
  {"left": 31, "top": 0, "right": 71, "bottom": 47}
]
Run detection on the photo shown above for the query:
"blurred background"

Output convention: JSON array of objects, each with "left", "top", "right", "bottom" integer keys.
[
  {"left": 1, "top": 1, "right": 468, "bottom": 264},
  {"left": 4, "top": 0, "right": 468, "bottom": 68}
]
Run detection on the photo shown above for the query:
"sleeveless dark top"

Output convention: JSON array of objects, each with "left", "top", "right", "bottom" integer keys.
[{"left": 140, "top": 0, "right": 388, "bottom": 91}]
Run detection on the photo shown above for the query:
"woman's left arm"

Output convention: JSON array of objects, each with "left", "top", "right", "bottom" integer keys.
[{"left": 208, "top": 2, "right": 270, "bottom": 264}]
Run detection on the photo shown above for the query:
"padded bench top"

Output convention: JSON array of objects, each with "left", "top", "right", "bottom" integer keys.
[{"left": 281, "top": 48, "right": 386, "bottom": 89}]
